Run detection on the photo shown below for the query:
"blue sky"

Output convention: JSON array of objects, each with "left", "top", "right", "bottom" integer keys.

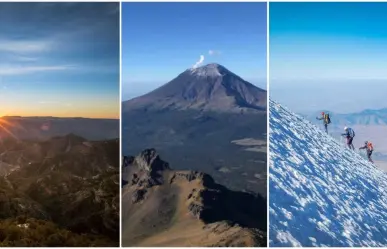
[
  {"left": 0, "top": 3, "right": 119, "bottom": 118},
  {"left": 122, "top": 2, "right": 267, "bottom": 100},
  {"left": 270, "top": 2, "right": 387, "bottom": 113}
]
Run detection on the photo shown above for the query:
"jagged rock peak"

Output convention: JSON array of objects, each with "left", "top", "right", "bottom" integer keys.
[
  {"left": 133, "top": 148, "right": 170, "bottom": 172},
  {"left": 122, "top": 156, "right": 134, "bottom": 168},
  {"left": 171, "top": 171, "right": 215, "bottom": 187}
]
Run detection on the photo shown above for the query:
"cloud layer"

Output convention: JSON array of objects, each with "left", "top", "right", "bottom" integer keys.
[{"left": 0, "top": 2, "right": 119, "bottom": 76}]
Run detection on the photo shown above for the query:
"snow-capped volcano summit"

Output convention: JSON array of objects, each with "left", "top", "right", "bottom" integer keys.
[{"left": 188, "top": 63, "right": 230, "bottom": 77}]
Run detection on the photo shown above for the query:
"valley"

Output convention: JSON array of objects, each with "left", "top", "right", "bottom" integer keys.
[{"left": 0, "top": 133, "right": 119, "bottom": 246}]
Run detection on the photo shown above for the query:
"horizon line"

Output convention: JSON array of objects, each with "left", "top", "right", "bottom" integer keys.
[{"left": 2, "top": 115, "right": 119, "bottom": 120}]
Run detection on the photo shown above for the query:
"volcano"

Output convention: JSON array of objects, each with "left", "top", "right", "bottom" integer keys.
[
  {"left": 123, "top": 63, "right": 266, "bottom": 113},
  {"left": 122, "top": 63, "right": 267, "bottom": 196}
]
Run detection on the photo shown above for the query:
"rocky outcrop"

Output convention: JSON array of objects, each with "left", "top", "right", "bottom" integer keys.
[{"left": 122, "top": 149, "right": 267, "bottom": 246}]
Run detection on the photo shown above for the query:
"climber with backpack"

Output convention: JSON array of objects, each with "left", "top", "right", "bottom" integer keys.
[
  {"left": 359, "top": 141, "right": 374, "bottom": 163},
  {"left": 341, "top": 126, "right": 355, "bottom": 150},
  {"left": 316, "top": 112, "right": 331, "bottom": 134}
]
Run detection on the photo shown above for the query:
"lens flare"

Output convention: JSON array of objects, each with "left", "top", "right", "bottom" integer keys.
[{"left": 0, "top": 115, "right": 19, "bottom": 140}]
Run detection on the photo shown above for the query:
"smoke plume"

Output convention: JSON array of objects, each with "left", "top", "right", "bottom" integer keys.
[{"left": 192, "top": 55, "right": 204, "bottom": 69}]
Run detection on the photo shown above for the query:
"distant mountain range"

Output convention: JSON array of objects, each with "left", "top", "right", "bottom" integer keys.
[
  {"left": 303, "top": 108, "right": 387, "bottom": 126},
  {"left": 122, "top": 149, "right": 266, "bottom": 246},
  {"left": 0, "top": 134, "right": 119, "bottom": 246},
  {"left": 303, "top": 108, "right": 387, "bottom": 160},
  {"left": 0, "top": 116, "right": 119, "bottom": 141},
  {"left": 122, "top": 63, "right": 267, "bottom": 195}
]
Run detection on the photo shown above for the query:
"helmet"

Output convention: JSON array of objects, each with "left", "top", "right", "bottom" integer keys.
[
  {"left": 322, "top": 112, "right": 325, "bottom": 115},
  {"left": 344, "top": 126, "right": 348, "bottom": 130}
]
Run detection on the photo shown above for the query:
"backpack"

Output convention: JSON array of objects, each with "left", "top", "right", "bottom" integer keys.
[
  {"left": 348, "top": 128, "right": 355, "bottom": 138},
  {"left": 324, "top": 113, "right": 331, "bottom": 124},
  {"left": 367, "top": 142, "right": 374, "bottom": 151}
]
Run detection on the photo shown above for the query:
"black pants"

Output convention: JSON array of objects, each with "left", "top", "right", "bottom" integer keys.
[
  {"left": 324, "top": 124, "right": 328, "bottom": 133},
  {"left": 367, "top": 150, "right": 374, "bottom": 163},
  {"left": 346, "top": 136, "right": 354, "bottom": 150}
]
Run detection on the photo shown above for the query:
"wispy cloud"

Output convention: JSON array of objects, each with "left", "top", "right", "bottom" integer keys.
[
  {"left": 208, "top": 50, "right": 222, "bottom": 56},
  {"left": 0, "top": 39, "right": 53, "bottom": 54},
  {"left": 39, "top": 101, "right": 58, "bottom": 104},
  {"left": 0, "top": 65, "right": 72, "bottom": 75},
  {"left": 39, "top": 101, "right": 73, "bottom": 107},
  {"left": 13, "top": 55, "right": 39, "bottom": 62}
]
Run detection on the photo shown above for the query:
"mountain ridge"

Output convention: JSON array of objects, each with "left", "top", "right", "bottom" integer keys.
[
  {"left": 122, "top": 148, "right": 266, "bottom": 247},
  {"left": 0, "top": 134, "right": 119, "bottom": 246}
]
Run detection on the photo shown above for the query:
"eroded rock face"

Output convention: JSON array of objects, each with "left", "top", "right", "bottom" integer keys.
[
  {"left": 134, "top": 149, "right": 169, "bottom": 173},
  {"left": 122, "top": 156, "right": 134, "bottom": 168},
  {"left": 188, "top": 202, "right": 206, "bottom": 219},
  {"left": 132, "top": 189, "right": 147, "bottom": 204},
  {"left": 122, "top": 149, "right": 267, "bottom": 246}
]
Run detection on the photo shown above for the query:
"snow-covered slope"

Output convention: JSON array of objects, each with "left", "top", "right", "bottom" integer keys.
[{"left": 269, "top": 99, "right": 387, "bottom": 247}]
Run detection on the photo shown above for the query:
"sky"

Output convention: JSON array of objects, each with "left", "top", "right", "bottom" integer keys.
[
  {"left": 270, "top": 2, "right": 387, "bottom": 113},
  {"left": 122, "top": 2, "right": 267, "bottom": 100},
  {"left": 0, "top": 3, "right": 119, "bottom": 119}
]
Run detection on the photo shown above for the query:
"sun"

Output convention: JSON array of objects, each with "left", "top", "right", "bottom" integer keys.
[{"left": 0, "top": 117, "right": 18, "bottom": 139}]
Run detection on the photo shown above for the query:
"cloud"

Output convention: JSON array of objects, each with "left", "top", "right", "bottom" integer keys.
[
  {"left": 39, "top": 101, "right": 73, "bottom": 107},
  {"left": 13, "top": 55, "right": 39, "bottom": 62},
  {"left": 192, "top": 55, "right": 205, "bottom": 69},
  {"left": 0, "top": 39, "right": 53, "bottom": 54},
  {"left": 208, "top": 50, "right": 221, "bottom": 56},
  {"left": 39, "top": 101, "right": 58, "bottom": 104},
  {"left": 0, "top": 65, "right": 72, "bottom": 75},
  {"left": 0, "top": 3, "right": 119, "bottom": 79}
]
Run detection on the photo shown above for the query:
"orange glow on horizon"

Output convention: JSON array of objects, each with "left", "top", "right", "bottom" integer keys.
[
  {"left": 1, "top": 97, "right": 119, "bottom": 120},
  {"left": 1, "top": 108, "right": 119, "bottom": 120},
  {"left": 2, "top": 113, "right": 119, "bottom": 119}
]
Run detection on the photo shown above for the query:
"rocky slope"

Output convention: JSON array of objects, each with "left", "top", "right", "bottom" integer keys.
[
  {"left": 0, "top": 134, "right": 119, "bottom": 246},
  {"left": 122, "top": 149, "right": 267, "bottom": 247}
]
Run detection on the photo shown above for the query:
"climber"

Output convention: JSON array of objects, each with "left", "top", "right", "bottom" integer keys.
[
  {"left": 341, "top": 126, "right": 355, "bottom": 150},
  {"left": 359, "top": 141, "right": 374, "bottom": 163},
  {"left": 316, "top": 112, "right": 331, "bottom": 134}
]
